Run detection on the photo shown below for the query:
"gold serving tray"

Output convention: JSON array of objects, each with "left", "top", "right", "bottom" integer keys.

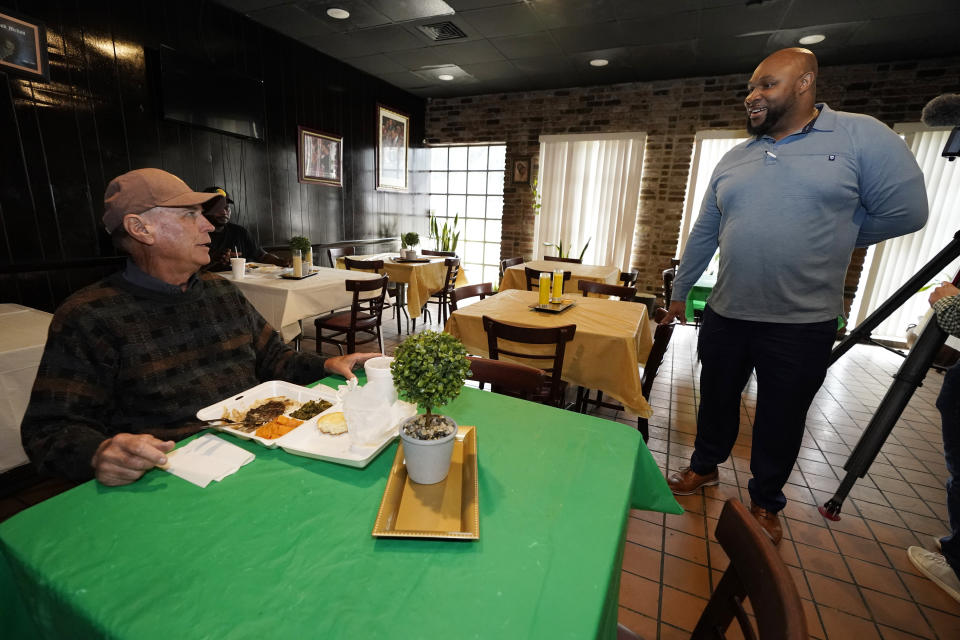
[{"left": 372, "top": 426, "right": 478, "bottom": 540}]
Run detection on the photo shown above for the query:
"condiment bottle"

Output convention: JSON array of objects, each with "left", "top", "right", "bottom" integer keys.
[
  {"left": 538, "top": 272, "right": 550, "bottom": 305},
  {"left": 552, "top": 269, "right": 564, "bottom": 301}
]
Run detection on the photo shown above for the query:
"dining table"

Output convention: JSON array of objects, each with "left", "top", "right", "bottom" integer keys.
[
  {"left": 336, "top": 252, "right": 468, "bottom": 327},
  {"left": 0, "top": 374, "right": 681, "bottom": 639},
  {"left": 0, "top": 304, "right": 53, "bottom": 473},
  {"left": 220, "top": 264, "right": 382, "bottom": 342},
  {"left": 446, "top": 289, "right": 655, "bottom": 418},
  {"left": 500, "top": 259, "right": 621, "bottom": 296}
]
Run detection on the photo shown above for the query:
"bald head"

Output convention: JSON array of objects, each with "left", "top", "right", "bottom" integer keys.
[{"left": 745, "top": 48, "right": 820, "bottom": 140}]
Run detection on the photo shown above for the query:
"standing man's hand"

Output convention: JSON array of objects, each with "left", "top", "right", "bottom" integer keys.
[
  {"left": 661, "top": 301, "right": 687, "bottom": 325},
  {"left": 929, "top": 282, "right": 960, "bottom": 306},
  {"left": 91, "top": 433, "right": 175, "bottom": 486}
]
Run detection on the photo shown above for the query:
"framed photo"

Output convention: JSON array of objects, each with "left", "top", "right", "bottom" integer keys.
[
  {"left": 512, "top": 158, "right": 530, "bottom": 184},
  {"left": 298, "top": 127, "right": 342, "bottom": 187},
  {"left": 0, "top": 10, "right": 49, "bottom": 81},
  {"left": 377, "top": 105, "right": 408, "bottom": 191}
]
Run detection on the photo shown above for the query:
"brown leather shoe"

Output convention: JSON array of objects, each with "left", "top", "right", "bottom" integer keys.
[
  {"left": 749, "top": 501, "right": 783, "bottom": 545},
  {"left": 666, "top": 466, "right": 719, "bottom": 495}
]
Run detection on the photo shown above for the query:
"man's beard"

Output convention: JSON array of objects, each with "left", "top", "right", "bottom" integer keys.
[{"left": 746, "top": 98, "right": 792, "bottom": 136}]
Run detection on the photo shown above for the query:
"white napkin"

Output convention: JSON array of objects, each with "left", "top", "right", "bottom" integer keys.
[{"left": 161, "top": 434, "right": 255, "bottom": 488}]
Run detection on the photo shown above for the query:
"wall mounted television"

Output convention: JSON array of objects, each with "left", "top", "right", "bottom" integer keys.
[{"left": 154, "top": 46, "right": 265, "bottom": 141}]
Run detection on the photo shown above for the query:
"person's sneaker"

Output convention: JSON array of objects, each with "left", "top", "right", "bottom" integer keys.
[
  {"left": 907, "top": 546, "right": 960, "bottom": 603},
  {"left": 932, "top": 536, "right": 943, "bottom": 553},
  {"left": 666, "top": 467, "right": 719, "bottom": 495},
  {"left": 749, "top": 501, "right": 783, "bottom": 545}
]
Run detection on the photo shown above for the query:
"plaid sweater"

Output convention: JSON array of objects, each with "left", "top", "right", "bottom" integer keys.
[
  {"left": 21, "top": 271, "right": 328, "bottom": 482},
  {"left": 934, "top": 295, "right": 960, "bottom": 338}
]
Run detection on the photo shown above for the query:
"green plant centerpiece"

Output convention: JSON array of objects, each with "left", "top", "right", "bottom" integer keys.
[
  {"left": 290, "top": 235, "right": 312, "bottom": 266},
  {"left": 429, "top": 213, "right": 460, "bottom": 253},
  {"left": 390, "top": 330, "right": 471, "bottom": 484},
  {"left": 400, "top": 231, "right": 420, "bottom": 258}
]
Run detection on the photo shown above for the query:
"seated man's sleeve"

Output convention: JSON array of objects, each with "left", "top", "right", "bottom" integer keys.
[
  {"left": 20, "top": 307, "right": 119, "bottom": 483},
  {"left": 241, "top": 292, "right": 330, "bottom": 384},
  {"left": 934, "top": 295, "right": 960, "bottom": 338},
  {"left": 238, "top": 226, "right": 266, "bottom": 262}
]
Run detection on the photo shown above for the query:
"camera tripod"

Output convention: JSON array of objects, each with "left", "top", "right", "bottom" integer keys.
[{"left": 818, "top": 230, "right": 960, "bottom": 521}]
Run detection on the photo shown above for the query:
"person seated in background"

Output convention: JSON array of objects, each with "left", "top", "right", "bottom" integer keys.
[
  {"left": 201, "top": 186, "right": 285, "bottom": 270},
  {"left": 20, "top": 169, "right": 376, "bottom": 487}
]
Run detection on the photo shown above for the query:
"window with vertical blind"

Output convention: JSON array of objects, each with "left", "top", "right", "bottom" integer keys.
[
  {"left": 427, "top": 144, "right": 505, "bottom": 285},
  {"left": 849, "top": 125, "right": 960, "bottom": 341},
  {"left": 677, "top": 131, "right": 749, "bottom": 260}
]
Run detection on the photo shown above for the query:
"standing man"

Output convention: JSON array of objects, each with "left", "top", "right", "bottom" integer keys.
[
  {"left": 21, "top": 169, "right": 374, "bottom": 487},
  {"left": 201, "top": 186, "right": 285, "bottom": 270},
  {"left": 662, "top": 48, "right": 928, "bottom": 543},
  {"left": 908, "top": 282, "right": 960, "bottom": 603}
]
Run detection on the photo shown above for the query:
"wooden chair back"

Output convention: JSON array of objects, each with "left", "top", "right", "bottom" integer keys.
[
  {"left": 543, "top": 255, "right": 582, "bottom": 264},
  {"left": 451, "top": 282, "right": 493, "bottom": 312},
  {"left": 314, "top": 275, "right": 389, "bottom": 354},
  {"left": 327, "top": 246, "right": 356, "bottom": 267},
  {"left": 466, "top": 356, "right": 546, "bottom": 401},
  {"left": 577, "top": 280, "right": 637, "bottom": 300},
  {"left": 499, "top": 256, "right": 525, "bottom": 278},
  {"left": 691, "top": 499, "right": 808, "bottom": 640},
  {"left": 523, "top": 267, "right": 571, "bottom": 291},
  {"left": 482, "top": 316, "right": 576, "bottom": 407},
  {"left": 640, "top": 321, "right": 675, "bottom": 400},
  {"left": 422, "top": 249, "right": 457, "bottom": 257},
  {"left": 619, "top": 270, "right": 639, "bottom": 288},
  {"left": 344, "top": 257, "right": 383, "bottom": 272}
]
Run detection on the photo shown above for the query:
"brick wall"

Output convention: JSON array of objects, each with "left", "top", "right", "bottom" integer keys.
[{"left": 425, "top": 56, "right": 960, "bottom": 311}]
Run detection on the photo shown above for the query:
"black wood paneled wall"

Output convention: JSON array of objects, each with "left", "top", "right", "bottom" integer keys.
[{"left": 0, "top": 0, "right": 428, "bottom": 310}]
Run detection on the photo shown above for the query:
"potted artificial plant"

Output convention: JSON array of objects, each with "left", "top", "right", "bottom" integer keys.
[
  {"left": 400, "top": 231, "right": 420, "bottom": 259},
  {"left": 290, "top": 235, "right": 312, "bottom": 267},
  {"left": 390, "top": 330, "right": 471, "bottom": 484}
]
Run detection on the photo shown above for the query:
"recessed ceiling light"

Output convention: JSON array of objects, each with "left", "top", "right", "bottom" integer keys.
[
  {"left": 798, "top": 34, "right": 825, "bottom": 45},
  {"left": 326, "top": 8, "right": 350, "bottom": 20},
  {"left": 438, "top": 74, "right": 455, "bottom": 81},
  {"left": 589, "top": 58, "right": 609, "bottom": 67}
]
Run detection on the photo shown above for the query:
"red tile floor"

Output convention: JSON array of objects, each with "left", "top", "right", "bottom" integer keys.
[{"left": 615, "top": 325, "right": 960, "bottom": 639}]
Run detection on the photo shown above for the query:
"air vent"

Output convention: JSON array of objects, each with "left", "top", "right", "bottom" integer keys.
[{"left": 417, "top": 21, "right": 467, "bottom": 42}]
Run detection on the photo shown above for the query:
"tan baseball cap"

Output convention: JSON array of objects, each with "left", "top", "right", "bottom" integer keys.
[{"left": 102, "top": 168, "right": 225, "bottom": 233}]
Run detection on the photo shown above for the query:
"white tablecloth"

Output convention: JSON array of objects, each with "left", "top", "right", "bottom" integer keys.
[
  {"left": 0, "top": 304, "right": 53, "bottom": 472},
  {"left": 219, "top": 266, "right": 381, "bottom": 341}
]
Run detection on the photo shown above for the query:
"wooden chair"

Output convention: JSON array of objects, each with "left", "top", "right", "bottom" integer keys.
[
  {"left": 450, "top": 282, "right": 494, "bottom": 312},
  {"left": 523, "top": 266, "right": 571, "bottom": 292},
  {"left": 577, "top": 280, "right": 637, "bottom": 300},
  {"left": 422, "top": 249, "right": 457, "bottom": 257},
  {"left": 314, "top": 275, "right": 389, "bottom": 355},
  {"left": 466, "top": 356, "right": 546, "bottom": 401},
  {"left": 422, "top": 257, "right": 460, "bottom": 327},
  {"left": 578, "top": 308, "right": 675, "bottom": 441},
  {"left": 619, "top": 270, "right": 639, "bottom": 288},
  {"left": 482, "top": 316, "right": 576, "bottom": 408},
  {"left": 326, "top": 246, "right": 356, "bottom": 268},
  {"left": 617, "top": 499, "right": 807, "bottom": 640},
  {"left": 543, "top": 255, "right": 582, "bottom": 264},
  {"left": 344, "top": 256, "right": 408, "bottom": 334},
  {"left": 661, "top": 258, "right": 680, "bottom": 306},
  {"left": 499, "top": 256, "right": 525, "bottom": 278}
]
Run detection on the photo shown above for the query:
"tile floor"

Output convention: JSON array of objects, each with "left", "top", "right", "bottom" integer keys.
[{"left": 4, "top": 307, "right": 960, "bottom": 639}]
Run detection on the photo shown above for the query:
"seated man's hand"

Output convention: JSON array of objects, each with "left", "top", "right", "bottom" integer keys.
[
  {"left": 325, "top": 352, "right": 382, "bottom": 381},
  {"left": 91, "top": 433, "right": 175, "bottom": 486},
  {"left": 661, "top": 300, "right": 686, "bottom": 325},
  {"left": 930, "top": 282, "right": 960, "bottom": 306}
]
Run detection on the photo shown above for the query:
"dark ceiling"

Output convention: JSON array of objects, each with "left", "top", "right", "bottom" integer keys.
[{"left": 214, "top": 0, "right": 960, "bottom": 98}]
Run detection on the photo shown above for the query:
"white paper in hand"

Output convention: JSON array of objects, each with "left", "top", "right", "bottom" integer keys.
[{"left": 162, "top": 434, "right": 255, "bottom": 488}]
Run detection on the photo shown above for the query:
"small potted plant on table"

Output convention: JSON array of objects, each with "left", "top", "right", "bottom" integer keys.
[
  {"left": 390, "top": 330, "right": 471, "bottom": 484},
  {"left": 400, "top": 232, "right": 420, "bottom": 259},
  {"left": 290, "top": 235, "right": 312, "bottom": 270}
]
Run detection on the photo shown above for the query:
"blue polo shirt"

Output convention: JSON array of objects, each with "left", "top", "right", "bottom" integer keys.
[{"left": 673, "top": 103, "right": 928, "bottom": 323}]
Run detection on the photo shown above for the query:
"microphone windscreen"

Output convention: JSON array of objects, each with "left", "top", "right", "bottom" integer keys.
[{"left": 921, "top": 94, "right": 960, "bottom": 127}]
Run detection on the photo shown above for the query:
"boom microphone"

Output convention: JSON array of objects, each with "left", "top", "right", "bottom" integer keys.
[{"left": 921, "top": 94, "right": 960, "bottom": 127}]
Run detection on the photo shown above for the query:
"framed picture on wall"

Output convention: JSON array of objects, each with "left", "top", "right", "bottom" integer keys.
[
  {"left": 512, "top": 158, "right": 530, "bottom": 184},
  {"left": 376, "top": 105, "right": 408, "bottom": 191},
  {"left": 298, "top": 127, "right": 342, "bottom": 187},
  {"left": 0, "top": 10, "right": 50, "bottom": 81}
]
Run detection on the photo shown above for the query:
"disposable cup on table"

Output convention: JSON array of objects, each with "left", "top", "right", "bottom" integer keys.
[{"left": 230, "top": 257, "right": 246, "bottom": 279}]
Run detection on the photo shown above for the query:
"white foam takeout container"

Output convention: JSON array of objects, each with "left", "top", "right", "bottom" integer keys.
[{"left": 195, "top": 380, "right": 415, "bottom": 468}]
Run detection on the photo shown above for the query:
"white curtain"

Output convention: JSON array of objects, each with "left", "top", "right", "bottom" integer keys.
[
  {"left": 534, "top": 132, "right": 646, "bottom": 270},
  {"left": 853, "top": 125, "right": 960, "bottom": 341}
]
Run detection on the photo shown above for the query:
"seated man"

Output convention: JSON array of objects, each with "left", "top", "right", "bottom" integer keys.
[
  {"left": 21, "top": 169, "right": 375, "bottom": 487},
  {"left": 201, "top": 186, "right": 285, "bottom": 270}
]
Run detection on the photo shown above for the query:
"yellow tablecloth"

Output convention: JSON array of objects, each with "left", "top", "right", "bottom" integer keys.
[
  {"left": 337, "top": 253, "right": 467, "bottom": 319},
  {"left": 221, "top": 266, "right": 381, "bottom": 341},
  {"left": 500, "top": 260, "right": 621, "bottom": 295},
  {"left": 445, "top": 289, "right": 654, "bottom": 417}
]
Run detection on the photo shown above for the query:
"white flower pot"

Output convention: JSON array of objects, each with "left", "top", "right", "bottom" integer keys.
[
  {"left": 401, "top": 249, "right": 418, "bottom": 259},
  {"left": 399, "top": 415, "right": 457, "bottom": 484}
]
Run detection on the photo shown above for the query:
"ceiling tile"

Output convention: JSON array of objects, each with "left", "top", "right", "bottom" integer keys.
[
  {"left": 550, "top": 22, "right": 625, "bottom": 54},
  {"left": 620, "top": 11, "right": 699, "bottom": 46},
  {"left": 615, "top": 0, "right": 703, "bottom": 20},
  {"left": 299, "top": 32, "right": 382, "bottom": 58},
  {"left": 855, "top": 0, "right": 958, "bottom": 19},
  {"left": 511, "top": 55, "right": 574, "bottom": 76},
  {"left": 378, "top": 70, "right": 435, "bottom": 89},
  {"left": 459, "top": 59, "right": 524, "bottom": 81},
  {"left": 444, "top": 0, "right": 524, "bottom": 10},
  {"left": 247, "top": 4, "right": 331, "bottom": 39},
  {"left": 432, "top": 40, "right": 506, "bottom": 64},
  {"left": 360, "top": 25, "right": 426, "bottom": 52},
  {"left": 458, "top": 4, "right": 544, "bottom": 38},
  {"left": 629, "top": 41, "right": 697, "bottom": 69},
  {"left": 490, "top": 32, "right": 562, "bottom": 59},
  {"left": 528, "top": 0, "right": 620, "bottom": 29},
  {"left": 764, "top": 22, "right": 861, "bottom": 52},
  {"left": 849, "top": 12, "right": 960, "bottom": 46},
  {"left": 298, "top": 0, "right": 392, "bottom": 31},
  {"left": 342, "top": 53, "right": 408, "bottom": 74},
  {"left": 366, "top": 0, "right": 456, "bottom": 22},
  {"left": 216, "top": 0, "right": 288, "bottom": 12},
  {"left": 698, "top": 3, "right": 789, "bottom": 37},
  {"left": 389, "top": 48, "right": 449, "bottom": 70},
  {"left": 696, "top": 32, "right": 768, "bottom": 59},
  {"left": 568, "top": 47, "right": 632, "bottom": 70},
  {"left": 780, "top": 0, "right": 873, "bottom": 30}
]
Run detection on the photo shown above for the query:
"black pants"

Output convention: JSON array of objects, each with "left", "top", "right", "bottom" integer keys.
[{"left": 690, "top": 305, "right": 836, "bottom": 512}]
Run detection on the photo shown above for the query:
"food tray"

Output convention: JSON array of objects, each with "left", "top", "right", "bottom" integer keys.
[
  {"left": 280, "top": 271, "right": 317, "bottom": 280},
  {"left": 391, "top": 257, "right": 431, "bottom": 263},
  {"left": 196, "top": 380, "right": 338, "bottom": 449},
  {"left": 529, "top": 300, "right": 575, "bottom": 313},
  {"left": 372, "top": 426, "right": 478, "bottom": 540}
]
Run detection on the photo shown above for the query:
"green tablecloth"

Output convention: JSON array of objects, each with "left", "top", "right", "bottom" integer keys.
[{"left": 1, "top": 377, "right": 680, "bottom": 639}]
